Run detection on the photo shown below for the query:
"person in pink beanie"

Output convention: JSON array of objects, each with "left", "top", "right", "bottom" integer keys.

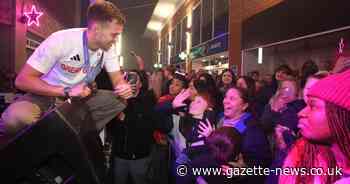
[{"left": 296, "top": 69, "right": 350, "bottom": 184}]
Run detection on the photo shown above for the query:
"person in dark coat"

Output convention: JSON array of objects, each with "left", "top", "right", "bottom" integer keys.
[
  {"left": 261, "top": 79, "right": 304, "bottom": 150},
  {"left": 265, "top": 72, "right": 329, "bottom": 184},
  {"left": 108, "top": 70, "right": 167, "bottom": 184}
]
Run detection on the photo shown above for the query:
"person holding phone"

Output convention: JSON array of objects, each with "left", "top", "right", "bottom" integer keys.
[
  {"left": 108, "top": 70, "right": 167, "bottom": 184},
  {"left": 261, "top": 79, "right": 305, "bottom": 150}
]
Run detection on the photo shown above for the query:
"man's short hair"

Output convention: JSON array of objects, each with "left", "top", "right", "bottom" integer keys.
[{"left": 87, "top": 1, "right": 126, "bottom": 26}]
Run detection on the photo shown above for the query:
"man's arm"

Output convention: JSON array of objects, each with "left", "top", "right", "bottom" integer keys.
[
  {"left": 15, "top": 64, "right": 65, "bottom": 97},
  {"left": 15, "top": 64, "right": 91, "bottom": 98},
  {"left": 108, "top": 70, "right": 133, "bottom": 99},
  {"left": 107, "top": 70, "right": 127, "bottom": 88}
]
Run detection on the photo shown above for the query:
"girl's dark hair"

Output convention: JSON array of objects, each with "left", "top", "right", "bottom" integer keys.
[
  {"left": 206, "top": 127, "right": 242, "bottom": 163},
  {"left": 197, "top": 73, "right": 221, "bottom": 109},
  {"left": 237, "top": 76, "right": 256, "bottom": 98},
  {"left": 193, "top": 78, "right": 215, "bottom": 109},
  {"left": 129, "top": 69, "right": 149, "bottom": 92},
  {"left": 326, "top": 102, "right": 350, "bottom": 163},
  {"left": 198, "top": 73, "right": 217, "bottom": 92},
  {"left": 271, "top": 64, "right": 293, "bottom": 93},
  {"left": 173, "top": 73, "right": 189, "bottom": 88},
  {"left": 286, "top": 138, "right": 339, "bottom": 184},
  {"left": 218, "top": 69, "right": 236, "bottom": 88},
  {"left": 275, "top": 64, "right": 293, "bottom": 76},
  {"left": 301, "top": 60, "right": 319, "bottom": 88}
]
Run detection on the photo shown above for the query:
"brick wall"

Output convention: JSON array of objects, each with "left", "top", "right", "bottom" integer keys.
[
  {"left": 0, "top": 0, "right": 81, "bottom": 91},
  {"left": 0, "top": 0, "right": 13, "bottom": 25}
]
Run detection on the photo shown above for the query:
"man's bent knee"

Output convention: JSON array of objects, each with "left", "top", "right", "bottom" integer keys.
[{"left": 1, "top": 101, "right": 42, "bottom": 136}]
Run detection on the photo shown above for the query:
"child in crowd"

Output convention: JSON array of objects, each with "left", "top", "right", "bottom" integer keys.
[{"left": 176, "top": 127, "right": 242, "bottom": 184}]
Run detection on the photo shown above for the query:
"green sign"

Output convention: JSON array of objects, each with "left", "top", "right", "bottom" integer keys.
[{"left": 189, "top": 46, "right": 206, "bottom": 59}]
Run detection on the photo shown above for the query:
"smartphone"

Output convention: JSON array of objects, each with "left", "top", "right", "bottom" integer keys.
[
  {"left": 126, "top": 72, "right": 138, "bottom": 86},
  {"left": 279, "top": 87, "right": 294, "bottom": 98}
]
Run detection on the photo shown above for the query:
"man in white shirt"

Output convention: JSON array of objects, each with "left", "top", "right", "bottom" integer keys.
[{"left": 0, "top": 1, "right": 132, "bottom": 144}]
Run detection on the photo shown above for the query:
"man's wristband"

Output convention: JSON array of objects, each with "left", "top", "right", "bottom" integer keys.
[{"left": 63, "top": 87, "right": 72, "bottom": 99}]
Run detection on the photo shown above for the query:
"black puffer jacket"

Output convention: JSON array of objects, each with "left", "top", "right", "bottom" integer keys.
[
  {"left": 109, "top": 90, "right": 162, "bottom": 160},
  {"left": 261, "top": 99, "right": 306, "bottom": 136},
  {"left": 179, "top": 110, "right": 216, "bottom": 145}
]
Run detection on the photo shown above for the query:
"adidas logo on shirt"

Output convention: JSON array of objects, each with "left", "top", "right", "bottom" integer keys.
[{"left": 70, "top": 54, "right": 80, "bottom": 61}]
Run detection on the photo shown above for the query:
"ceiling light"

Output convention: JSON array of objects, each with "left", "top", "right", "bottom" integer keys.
[
  {"left": 147, "top": 21, "right": 163, "bottom": 31},
  {"left": 154, "top": 3, "right": 175, "bottom": 18},
  {"left": 258, "top": 47, "right": 263, "bottom": 64}
]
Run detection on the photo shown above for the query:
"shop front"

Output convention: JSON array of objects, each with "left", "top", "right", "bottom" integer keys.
[{"left": 189, "top": 33, "right": 229, "bottom": 74}]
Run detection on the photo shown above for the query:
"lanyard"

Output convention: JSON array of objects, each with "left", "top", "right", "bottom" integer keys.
[
  {"left": 82, "top": 30, "right": 104, "bottom": 83},
  {"left": 83, "top": 30, "right": 90, "bottom": 73}
]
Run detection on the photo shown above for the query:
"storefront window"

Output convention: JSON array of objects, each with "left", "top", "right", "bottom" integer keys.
[
  {"left": 192, "top": 4, "right": 201, "bottom": 47},
  {"left": 176, "top": 23, "right": 181, "bottom": 55},
  {"left": 162, "top": 34, "right": 169, "bottom": 65},
  {"left": 201, "top": 0, "right": 213, "bottom": 42},
  {"left": 181, "top": 17, "right": 187, "bottom": 52},
  {"left": 160, "top": 37, "right": 166, "bottom": 65},
  {"left": 214, "top": 0, "right": 229, "bottom": 37},
  {"left": 171, "top": 28, "right": 176, "bottom": 57},
  {"left": 242, "top": 29, "right": 350, "bottom": 76}
]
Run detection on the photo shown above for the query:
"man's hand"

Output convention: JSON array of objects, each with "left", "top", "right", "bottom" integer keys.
[
  {"left": 69, "top": 83, "right": 91, "bottom": 98},
  {"left": 114, "top": 83, "right": 133, "bottom": 99}
]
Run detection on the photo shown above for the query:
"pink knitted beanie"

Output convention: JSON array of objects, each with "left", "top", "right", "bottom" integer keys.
[{"left": 308, "top": 69, "right": 350, "bottom": 110}]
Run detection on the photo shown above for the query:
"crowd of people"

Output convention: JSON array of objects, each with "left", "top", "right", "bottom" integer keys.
[
  {"left": 0, "top": 1, "right": 349, "bottom": 184},
  {"left": 100, "top": 54, "right": 350, "bottom": 184}
]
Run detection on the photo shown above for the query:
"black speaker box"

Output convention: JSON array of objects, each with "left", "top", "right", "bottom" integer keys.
[{"left": 0, "top": 101, "right": 105, "bottom": 184}]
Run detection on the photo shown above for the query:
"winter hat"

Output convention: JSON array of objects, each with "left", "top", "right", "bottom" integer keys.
[
  {"left": 308, "top": 69, "right": 350, "bottom": 110},
  {"left": 173, "top": 73, "right": 188, "bottom": 88}
]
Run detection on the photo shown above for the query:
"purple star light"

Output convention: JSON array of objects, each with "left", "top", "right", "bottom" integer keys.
[{"left": 24, "top": 5, "right": 43, "bottom": 26}]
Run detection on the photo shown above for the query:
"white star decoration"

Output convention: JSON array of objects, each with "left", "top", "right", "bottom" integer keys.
[{"left": 24, "top": 5, "right": 43, "bottom": 26}]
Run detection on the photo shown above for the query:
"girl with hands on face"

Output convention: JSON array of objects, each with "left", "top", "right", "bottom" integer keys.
[
  {"left": 172, "top": 89, "right": 191, "bottom": 109},
  {"left": 177, "top": 79, "right": 216, "bottom": 144}
]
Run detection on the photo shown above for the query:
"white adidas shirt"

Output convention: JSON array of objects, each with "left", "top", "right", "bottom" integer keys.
[{"left": 27, "top": 28, "right": 120, "bottom": 87}]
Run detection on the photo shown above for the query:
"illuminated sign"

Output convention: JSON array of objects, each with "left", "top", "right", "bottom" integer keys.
[{"left": 24, "top": 5, "right": 43, "bottom": 26}]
